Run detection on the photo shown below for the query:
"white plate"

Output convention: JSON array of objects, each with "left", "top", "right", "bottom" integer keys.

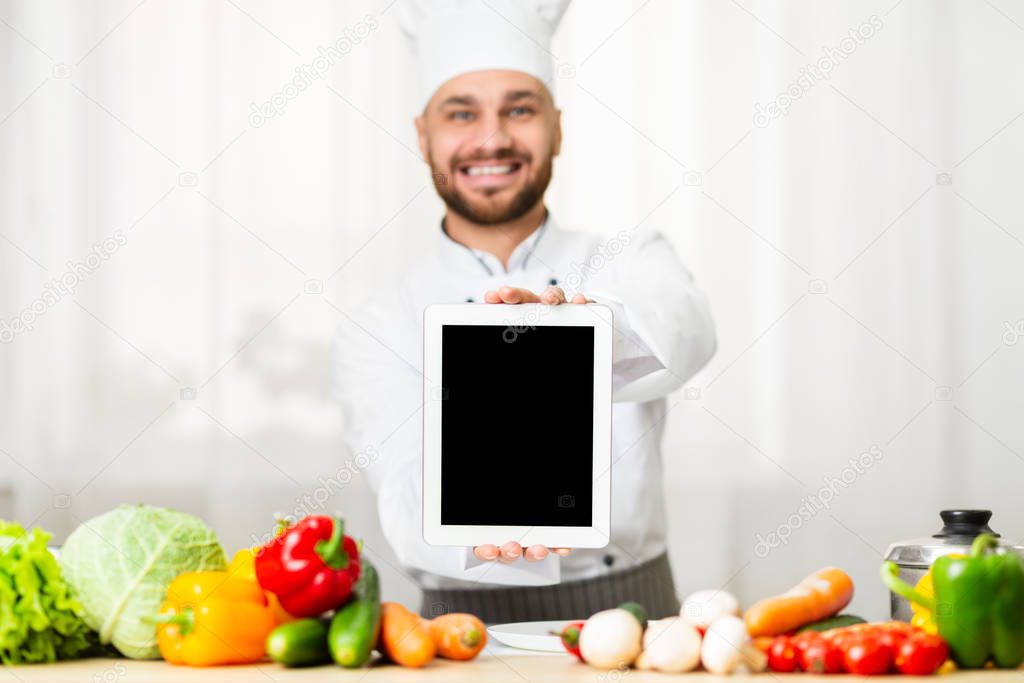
[{"left": 486, "top": 620, "right": 574, "bottom": 653}]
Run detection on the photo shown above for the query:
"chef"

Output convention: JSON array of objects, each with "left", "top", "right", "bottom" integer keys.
[{"left": 333, "top": 0, "right": 716, "bottom": 623}]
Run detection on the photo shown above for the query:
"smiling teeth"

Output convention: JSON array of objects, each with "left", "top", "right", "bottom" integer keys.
[{"left": 466, "top": 165, "right": 514, "bottom": 176}]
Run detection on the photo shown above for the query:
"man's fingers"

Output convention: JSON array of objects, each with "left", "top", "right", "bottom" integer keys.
[
  {"left": 498, "top": 541, "right": 523, "bottom": 563},
  {"left": 474, "top": 544, "right": 499, "bottom": 561},
  {"left": 524, "top": 544, "right": 549, "bottom": 562},
  {"left": 497, "top": 286, "right": 540, "bottom": 304},
  {"left": 486, "top": 287, "right": 570, "bottom": 304},
  {"left": 477, "top": 543, "right": 567, "bottom": 562},
  {"left": 570, "top": 293, "right": 590, "bottom": 304},
  {"left": 539, "top": 286, "right": 566, "bottom": 305}
]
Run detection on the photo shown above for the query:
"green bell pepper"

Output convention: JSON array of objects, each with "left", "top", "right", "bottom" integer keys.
[{"left": 882, "top": 533, "right": 1024, "bottom": 669}]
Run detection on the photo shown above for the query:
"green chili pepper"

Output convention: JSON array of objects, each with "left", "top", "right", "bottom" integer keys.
[{"left": 882, "top": 533, "right": 1024, "bottom": 669}]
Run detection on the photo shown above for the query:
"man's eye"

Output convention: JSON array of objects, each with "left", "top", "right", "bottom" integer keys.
[
  {"left": 450, "top": 111, "right": 474, "bottom": 121},
  {"left": 508, "top": 106, "right": 534, "bottom": 117}
]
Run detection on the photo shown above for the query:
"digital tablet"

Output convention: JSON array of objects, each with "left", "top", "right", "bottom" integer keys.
[{"left": 422, "top": 303, "right": 612, "bottom": 549}]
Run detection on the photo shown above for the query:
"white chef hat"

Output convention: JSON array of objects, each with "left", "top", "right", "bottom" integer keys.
[{"left": 396, "top": 0, "right": 572, "bottom": 112}]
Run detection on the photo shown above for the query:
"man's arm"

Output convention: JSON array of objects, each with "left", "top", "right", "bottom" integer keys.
[
  {"left": 584, "top": 227, "right": 716, "bottom": 403},
  {"left": 479, "top": 235, "right": 714, "bottom": 557},
  {"left": 487, "top": 227, "right": 716, "bottom": 404}
]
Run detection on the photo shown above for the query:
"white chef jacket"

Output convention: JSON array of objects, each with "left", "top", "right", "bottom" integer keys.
[{"left": 332, "top": 216, "right": 716, "bottom": 590}]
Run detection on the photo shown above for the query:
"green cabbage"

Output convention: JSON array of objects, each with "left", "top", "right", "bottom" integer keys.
[
  {"left": 59, "top": 504, "right": 227, "bottom": 659},
  {"left": 0, "top": 521, "right": 96, "bottom": 664}
]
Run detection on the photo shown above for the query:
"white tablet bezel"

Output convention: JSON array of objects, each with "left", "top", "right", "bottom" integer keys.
[{"left": 422, "top": 303, "right": 612, "bottom": 548}]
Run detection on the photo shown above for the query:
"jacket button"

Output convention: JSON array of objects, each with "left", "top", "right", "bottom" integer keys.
[
  {"left": 465, "top": 297, "right": 474, "bottom": 303},
  {"left": 603, "top": 554, "right": 614, "bottom": 567},
  {"left": 548, "top": 278, "right": 558, "bottom": 286}
]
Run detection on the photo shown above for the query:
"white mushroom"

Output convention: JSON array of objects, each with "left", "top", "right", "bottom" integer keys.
[
  {"left": 701, "top": 615, "right": 768, "bottom": 674},
  {"left": 634, "top": 617, "right": 702, "bottom": 673},
  {"left": 578, "top": 608, "right": 643, "bottom": 669},
  {"left": 680, "top": 589, "right": 740, "bottom": 630}
]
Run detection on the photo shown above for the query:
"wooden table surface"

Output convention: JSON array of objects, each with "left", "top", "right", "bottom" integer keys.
[{"left": 7, "top": 655, "right": 1022, "bottom": 683}]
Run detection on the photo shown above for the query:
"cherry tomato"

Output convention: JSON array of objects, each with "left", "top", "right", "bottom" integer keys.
[
  {"left": 767, "top": 636, "right": 799, "bottom": 673},
  {"left": 843, "top": 634, "right": 893, "bottom": 676},
  {"left": 801, "top": 638, "right": 845, "bottom": 674},
  {"left": 895, "top": 632, "right": 949, "bottom": 675},
  {"left": 822, "top": 627, "right": 854, "bottom": 651},
  {"left": 791, "top": 631, "right": 821, "bottom": 660}
]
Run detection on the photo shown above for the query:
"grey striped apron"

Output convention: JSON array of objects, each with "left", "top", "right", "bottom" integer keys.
[{"left": 419, "top": 553, "right": 678, "bottom": 623}]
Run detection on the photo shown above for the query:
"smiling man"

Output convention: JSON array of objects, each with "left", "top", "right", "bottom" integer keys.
[{"left": 333, "top": 0, "right": 716, "bottom": 622}]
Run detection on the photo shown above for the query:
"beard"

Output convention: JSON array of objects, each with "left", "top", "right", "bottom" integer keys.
[{"left": 429, "top": 148, "right": 553, "bottom": 225}]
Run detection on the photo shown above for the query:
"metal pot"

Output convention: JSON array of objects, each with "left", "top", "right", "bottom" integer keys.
[{"left": 884, "top": 509, "right": 1024, "bottom": 621}]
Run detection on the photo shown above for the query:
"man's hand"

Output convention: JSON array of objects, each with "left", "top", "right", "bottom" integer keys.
[
  {"left": 473, "top": 543, "right": 572, "bottom": 563},
  {"left": 473, "top": 284, "right": 588, "bottom": 563},
  {"left": 484, "top": 285, "right": 591, "bottom": 305}
]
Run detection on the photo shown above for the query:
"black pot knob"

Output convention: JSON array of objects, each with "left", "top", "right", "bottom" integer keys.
[{"left": 934, "top": 509, "right": 999, "bottom": 538}]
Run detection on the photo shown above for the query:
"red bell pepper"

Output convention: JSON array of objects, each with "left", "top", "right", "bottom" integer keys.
[
  {"left": 254, "top": 515, "right": 360, "bottom": 617},
  {"left": 555, "top": 621, "right": 585, "bottom": 661}
]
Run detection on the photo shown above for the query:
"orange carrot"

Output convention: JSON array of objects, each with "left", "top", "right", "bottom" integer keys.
[
  {"left": 743, "top": 567, "right": 854, "bottom": 637},
  {"left": 379, "top": 602, "right": 436, "bottom": 668},
  {"left": 429, "top": 613, "right": 487, "bottom": 661}
]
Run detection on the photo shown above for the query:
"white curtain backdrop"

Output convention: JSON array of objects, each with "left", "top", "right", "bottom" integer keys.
[{"left": 2, "top": 0, "right": 1022, "bottom": 614}]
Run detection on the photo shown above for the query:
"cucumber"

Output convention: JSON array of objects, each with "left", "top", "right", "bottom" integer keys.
[
  {"left": 328, "top": 562, "right": 381, "bottom": 668},
  {"left": 796, "top": 613, "right": 867, "bottom": 633},
  {"left": 618, "top": 601, "right": 648, "bottom": 630},
  {"left": 266, "top": 618, "right": 331, "bottom": 667}
]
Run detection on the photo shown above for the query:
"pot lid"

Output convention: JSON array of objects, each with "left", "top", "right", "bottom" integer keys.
[{"left": 885, "top": 510, "right": 1024, "bottom": 567}]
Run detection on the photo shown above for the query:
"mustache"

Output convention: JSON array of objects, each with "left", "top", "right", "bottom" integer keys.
[{"left": 450, "top": 148, "right": 532, "bottom": 167}]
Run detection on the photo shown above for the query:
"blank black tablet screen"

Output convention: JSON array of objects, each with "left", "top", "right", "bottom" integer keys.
[{"left": 440, "top": 324, "right": 594, "bottom": 526}]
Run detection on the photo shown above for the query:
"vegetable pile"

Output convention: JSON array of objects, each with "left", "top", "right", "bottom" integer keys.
[
  {"left": 16, "top": 502, "right": 1024, "bottom": 677},
  {"left": 160, "top": 513, "right": 488, "bottom": 669},
  {"left": 562, "top": 564, "right": 957, "bottom": 676},
  {"left": 882, "top": 532, "right": 1024, "bottom": 669},
  {"left": 0, "top": 522, "right": 95, "bottom": 664},
  {"left": 3, "top": 505, "right": 488, "bottom": 670}
]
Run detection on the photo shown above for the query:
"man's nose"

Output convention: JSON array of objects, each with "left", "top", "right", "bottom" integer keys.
[{"left": 473, "top": 113, "right": 512, "bottom": 154}]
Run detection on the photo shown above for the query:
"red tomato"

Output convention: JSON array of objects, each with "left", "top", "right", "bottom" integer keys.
[
  {"left": 791, "top": 631, "right": 821, "bottom": 660},
  {"left": 767, "top": 636, "right": 799, "bottom": 673},
  {"left": 801, "top": 638, "right": 845, "bottom": 674},
  {"left": 895, "top": 633, "right": 949, "bottom": 675},
  {"left": 790, "top": 632, "right": 824, "bottom": 672},
  {"left": 878, "top": 633, "right": 904, "bottom": 668},
  {"left": 843, "top": 634, "right": 893, "bottom": 676},
  {"left": 822, "top": 628, "right": 853, "bottom": 651}
]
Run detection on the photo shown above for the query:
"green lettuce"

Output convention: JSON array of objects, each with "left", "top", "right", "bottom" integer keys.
[
  {"left": 0, "top": 521, "right": 95, "bottom": 664},
  {"left": 59, "top": 504, "right": 226, "bottom": 659}
]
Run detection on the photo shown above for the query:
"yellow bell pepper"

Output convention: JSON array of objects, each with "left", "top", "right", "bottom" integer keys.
[
  {"left": 228, "top": 548, "right": 295, "bottom": 624},
  {"left": 153, "top": 571, "right": 276, "bottom": 667},
  {"left": 911, "top": 553, "right": 967, "bottom": 634}
]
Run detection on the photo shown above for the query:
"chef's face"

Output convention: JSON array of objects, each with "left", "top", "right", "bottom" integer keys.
[{"left": 416, "top": 70, "right": 562, "bottom": 225}]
